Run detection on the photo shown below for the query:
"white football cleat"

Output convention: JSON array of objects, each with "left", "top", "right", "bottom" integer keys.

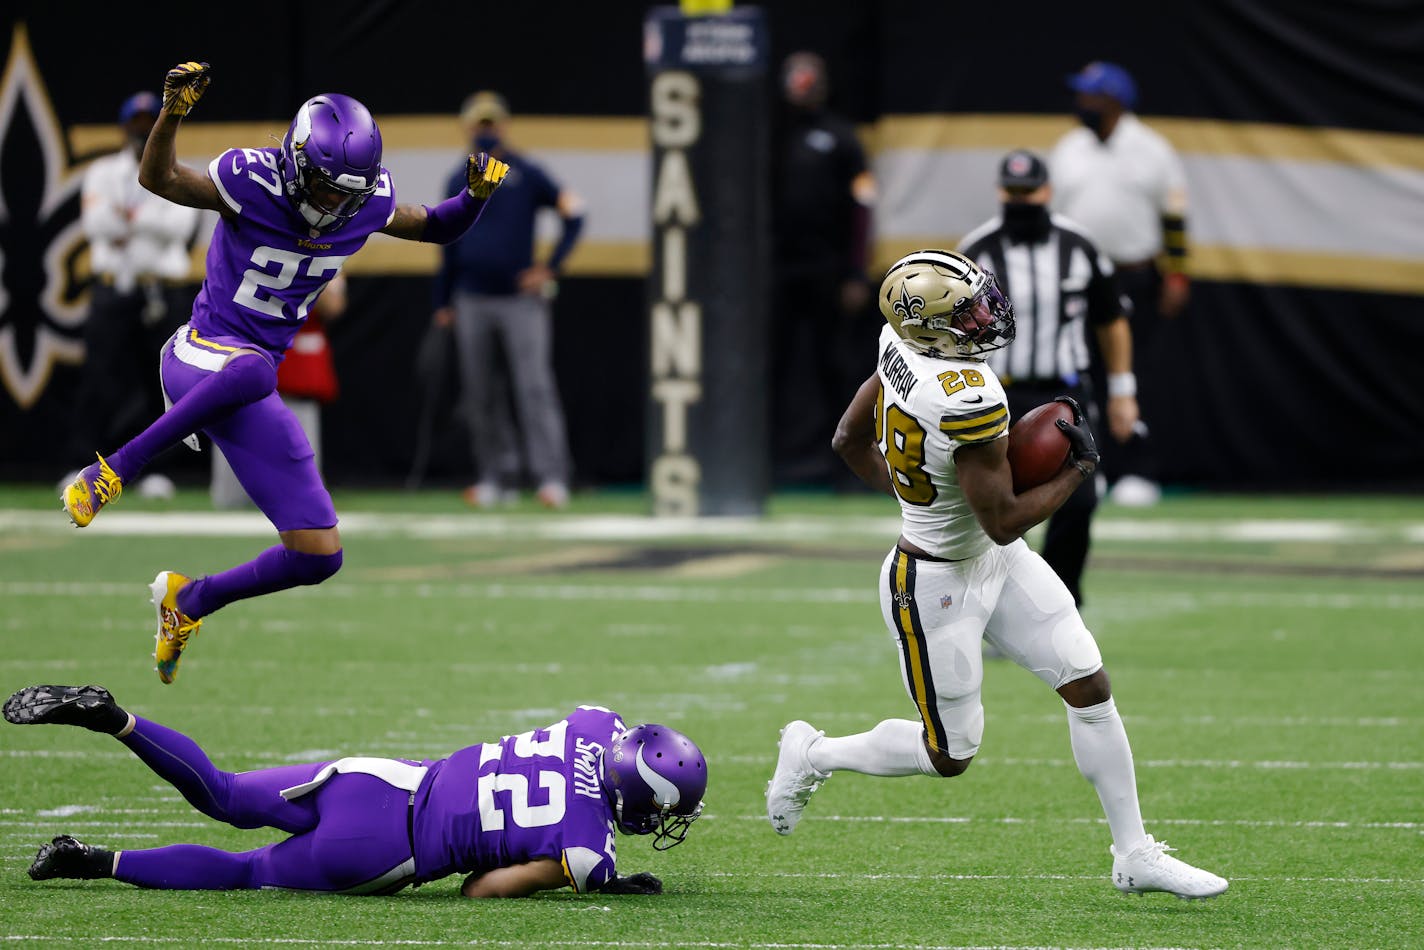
[
  {"left": 766, "top": 720, "right": 829, "bottom": 835},
  {"left": 1111, "top": 835, "right": 1228, "bottom": 899}
]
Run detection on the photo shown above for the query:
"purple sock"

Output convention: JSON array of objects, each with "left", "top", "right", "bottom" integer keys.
[
  {"left": 115, "top": 843, "right": 258, "bottom": 890},
  {"left": 178, "top": 545, "right": 343, "bottom": 619},
  {"left": 107, "top": 354, "right": 276, "bottom": 483}
]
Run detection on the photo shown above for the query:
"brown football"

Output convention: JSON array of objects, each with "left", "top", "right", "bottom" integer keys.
[{"left": 1006, "top": 401, "right": 1074, "bottom": 493}]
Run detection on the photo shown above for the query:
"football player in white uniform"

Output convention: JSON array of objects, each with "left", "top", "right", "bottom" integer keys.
[{"left": 766, "top": 250, "right": 1227, "bottom": 899}]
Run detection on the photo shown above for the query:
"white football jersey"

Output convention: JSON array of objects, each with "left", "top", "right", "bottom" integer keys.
[{"left": 874, "top": 324, "right": 1010, "bottom": 560}]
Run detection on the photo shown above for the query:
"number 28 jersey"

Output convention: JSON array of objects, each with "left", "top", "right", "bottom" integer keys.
[
  {"left": 411, "top": 706, "right": 623, "bottom": 893},
  {"left": 191, "top": 146, "right": 397, "bottom": 360},
  {"left": 875, "top": 324, "right": 1011, "bottom": 561}
]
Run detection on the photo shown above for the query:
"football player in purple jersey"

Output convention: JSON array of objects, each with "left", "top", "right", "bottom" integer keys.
[
  {"left": 59, "top": 62, "right": 510, "bottom": 683},
  {"left": 5, "top": 685, "right": 706, "bottom": 897}
]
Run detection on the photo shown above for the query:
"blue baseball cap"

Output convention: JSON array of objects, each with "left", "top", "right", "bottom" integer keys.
[
  {"left": 1066, "top": 62, "right": 1136, "bottom": 109},
  {"left": 118, "top": 91, "right": 161, "bottom": 124}
]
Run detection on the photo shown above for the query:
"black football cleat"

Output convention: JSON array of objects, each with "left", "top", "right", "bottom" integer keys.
[
  {"left": 3, "top": 685, "right": 128, "bottom": 734},
  {"left": 29, "top": 835, "right": 113, "bottom": 880}
]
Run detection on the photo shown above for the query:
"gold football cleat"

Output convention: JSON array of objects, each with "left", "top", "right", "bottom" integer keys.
[
  {"left": 150, "top": 572, "right": 202, "bottom": 685},
  {"left": 61, "top": 454, "right": 123, "bottom": 528}
]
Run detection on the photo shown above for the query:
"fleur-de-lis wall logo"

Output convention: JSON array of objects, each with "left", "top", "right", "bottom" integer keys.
[
  {"left": 891, "top": 284, "right": 924, "bottom": 325},
  {"left": 0, "top": 22, "right": 89, "bottom": 409}
]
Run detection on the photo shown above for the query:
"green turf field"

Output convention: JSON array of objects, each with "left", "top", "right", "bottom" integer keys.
[{"left": 1, "top": 487, "right": 1421, "bottom": 949}]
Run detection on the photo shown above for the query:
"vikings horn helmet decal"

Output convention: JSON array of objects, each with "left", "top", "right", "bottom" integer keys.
[{"left": 602, "top": 724, "right": 707, "bottom": 850}]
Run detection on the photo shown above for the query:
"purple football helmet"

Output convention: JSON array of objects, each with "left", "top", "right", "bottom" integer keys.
[
  {"left": 280, "top": 93, "right": 383, "bottom": 232},
  {"left": 602, "top": 724, "right": 707, "bottom": 851}
]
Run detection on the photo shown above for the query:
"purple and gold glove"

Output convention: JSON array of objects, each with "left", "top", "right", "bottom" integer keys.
[
  {"left": 466, "top": 152, "right": 510, "bottom": 199},
  {"left": 162, "top": 62, "right": 211, "bottom": 118}
]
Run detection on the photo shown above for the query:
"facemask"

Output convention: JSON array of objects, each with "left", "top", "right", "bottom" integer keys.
[
  {"left": 1075, "top": 107, "right": 1107, "bottom": 138},
  {"left": 474, "top": 132, "right": 502, "bottom": 153},
  {"left": 1001, "top": 203, "right": 1052, "bottom": 243}
]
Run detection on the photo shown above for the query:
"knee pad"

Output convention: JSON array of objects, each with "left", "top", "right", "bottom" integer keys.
[{"left": 286, "top": 548, "right": 342, "bottom": 586}]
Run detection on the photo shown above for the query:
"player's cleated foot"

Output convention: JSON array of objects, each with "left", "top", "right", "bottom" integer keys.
[
  {"left": 28, "top": 835, "right": 113, "bottom": 880},
  {"left": 61, "top": 454, "right": 123, "bottom": 528},
  {"left": 2, "top": 685, "right": 128, "bottom": 734},
  {"left": 766, "top": 720, "right": 830, "bottom": 835},
  {"left": 151, "top": 572, "right": 202, "bottom": 685},
  {"left": 1111, "top": 835, "right": 1229, "bottom": 899}
]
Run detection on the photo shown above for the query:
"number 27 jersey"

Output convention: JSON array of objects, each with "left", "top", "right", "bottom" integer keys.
[
  {"left": 875, "top": 324, "right": 1011, "bottom": 561},
  {"left": 190, "top": 146, "right": 397, "bottom": 360}
]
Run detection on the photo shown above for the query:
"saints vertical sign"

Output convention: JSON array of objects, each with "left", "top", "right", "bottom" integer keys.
[{"left": 645, "top": 6, "right": 769, "bottom": 517}]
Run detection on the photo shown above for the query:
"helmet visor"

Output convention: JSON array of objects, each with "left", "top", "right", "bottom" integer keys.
[{"left": 305, "top": 170, "right": 375, "bottom": 220}]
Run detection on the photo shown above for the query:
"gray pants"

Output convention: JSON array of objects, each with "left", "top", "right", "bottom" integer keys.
[{"left": 450, "top": 290, "right": 569, "bottom": 486}]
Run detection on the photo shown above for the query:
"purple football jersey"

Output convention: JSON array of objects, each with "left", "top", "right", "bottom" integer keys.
[
  {"left": 191, "top": 146, "right": 396, "bottom": 359},
  {"left": 412, "top": 706, "right": 624, "bottom": 892}
]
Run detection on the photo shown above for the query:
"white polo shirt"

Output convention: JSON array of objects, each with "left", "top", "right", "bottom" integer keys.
[
  {"left": 1048, "top": 113, "right": 1188, "bottom": 264},
  {"left": 81, "top": 147, "right": 200, "bottom": 293}
]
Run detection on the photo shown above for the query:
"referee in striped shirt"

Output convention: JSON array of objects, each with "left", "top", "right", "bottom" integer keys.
[{"left": 959, "top": 150, "right": 1138, "bottom": 605}]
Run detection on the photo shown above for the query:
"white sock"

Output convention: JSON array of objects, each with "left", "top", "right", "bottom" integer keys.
[
  {"left": 808, "top": 719, "right": 939, "bottom": 777},
  {"left": 1065, "top": 698, "right": 1147, "bottom": 853}
]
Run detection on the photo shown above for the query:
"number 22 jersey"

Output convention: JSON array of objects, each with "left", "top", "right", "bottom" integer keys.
[{"left": 191, "top": 146, "right": 397, "bottom": 360}]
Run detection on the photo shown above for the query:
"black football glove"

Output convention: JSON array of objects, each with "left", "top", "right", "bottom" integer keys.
[
  {"left": 162, "top": 61, "right": 211, "bottom": 118},
  {"left": 466, "top": 152, "right": 510, "bottom": 199},
  {"left": 1052, "top": 395, "right": 1100, "bottom": 478},
  {"left": 599, "top": 872, "right": 663, "bottom": 895}
]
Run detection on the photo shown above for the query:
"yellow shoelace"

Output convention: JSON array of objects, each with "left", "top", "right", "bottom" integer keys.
[{"left": 92, "top": 455, "right": 123, "bottom": 505}]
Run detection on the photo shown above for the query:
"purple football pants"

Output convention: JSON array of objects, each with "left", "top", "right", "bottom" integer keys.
[
  {"left": 155, "top": 330, "right": 337, "bottom": 532},
  {"left": 112, "top": 717, "right": 414, "bottom": 892}
]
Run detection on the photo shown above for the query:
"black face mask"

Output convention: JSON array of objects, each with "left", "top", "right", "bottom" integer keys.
[
  {"left": 1001, "top": 203, "right": 1052, "bottom": 243},
  {"left": 1075, "top": 106, "right": 1107, "bottom": 138}
]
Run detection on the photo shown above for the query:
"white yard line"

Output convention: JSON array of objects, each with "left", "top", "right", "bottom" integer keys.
[
  {"left": 6, "top": 580, "right": 1424, "bottom": 612},
  {"left": 0, "top": 507, "right": 1416, "bottom": 545}
]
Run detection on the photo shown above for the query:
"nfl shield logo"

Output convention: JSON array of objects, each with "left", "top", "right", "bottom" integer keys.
[{"left": 940, "top": 594, "right": 953, "bottom": 609}]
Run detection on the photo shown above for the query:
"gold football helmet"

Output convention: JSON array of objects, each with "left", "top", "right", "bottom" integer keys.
[{"left": 879, "top": 250, "right": 1015, "bottom": 360}]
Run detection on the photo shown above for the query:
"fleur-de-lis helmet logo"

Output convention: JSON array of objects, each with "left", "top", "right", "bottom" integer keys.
[{"left": 891, "top": 284, "right": 925, "bottom": 325}]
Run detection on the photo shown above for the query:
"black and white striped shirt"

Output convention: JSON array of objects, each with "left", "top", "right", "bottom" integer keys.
[{"left": 959, "top": 213, "right": 1127, "bottom": 385}]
